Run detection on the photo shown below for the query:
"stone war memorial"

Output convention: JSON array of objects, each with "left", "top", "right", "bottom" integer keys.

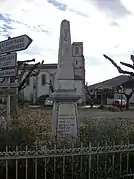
[{"left": 50, "top": 20, "right": 81, "bottom": 141}]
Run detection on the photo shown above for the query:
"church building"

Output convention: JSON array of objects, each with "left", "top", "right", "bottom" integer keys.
[{"left": 21, "top": 42, "right": 86, "bottom": 104}]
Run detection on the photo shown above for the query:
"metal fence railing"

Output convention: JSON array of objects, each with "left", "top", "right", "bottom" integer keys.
[{"left": 1, "top": 142, "right": 134, "bottom": 179}]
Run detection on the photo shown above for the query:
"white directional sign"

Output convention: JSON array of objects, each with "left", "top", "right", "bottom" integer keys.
[
  {"left": 0, "top": 82, "right": 19, "bottom": 88},
  {"left": 0, "top": 35, "right": 32, "bottom": 55},
  {"left": 0, "top": 53, "right": 17, "bottom": 69},
  {"left": 0, "top": 88, "right": 16, "bottom": 96},
  {"left": 0, "top": 69, "right": 16, "bottom": 78}
]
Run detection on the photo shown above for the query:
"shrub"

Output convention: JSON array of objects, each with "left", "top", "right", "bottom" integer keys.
[
  {"left": 106, "top": 105, "right": 120, "bottom": 112},
  {"left": 0, "top": 109, "right": 134, "bottom": 179},
  {"left": 98, "top": 105, "right": 106, "bottom": 109},
  {"left": 98, "top": 105, "right": 120, "bottom": 112},
  {"left": 0, "top": 109, "right": 133, "bottom": 148}
]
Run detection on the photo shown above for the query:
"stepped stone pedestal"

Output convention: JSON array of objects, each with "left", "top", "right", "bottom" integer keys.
[{"left": 50, "top": 20, "right": 81, "bottom": 141}]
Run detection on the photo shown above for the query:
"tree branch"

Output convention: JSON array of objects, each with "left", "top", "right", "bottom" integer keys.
[
  {"left": 128, "top": 89, "right": 134, "bottom": 98},
  {"left": 130, "top": 55, "right": 134, "bottom": 64},
  {"left": 18, "top": 62, "right": 40, "bottom": 92},
  {"left": 45, "top": 81, "right": 54, "bottom": 93},
  {"left": 18, "top": 63, "right": 28, "bottom": 82},
  {"left": 20, "top": 84, "right": 26, "bottom": 91},
  {"left": 34, "top": 60, "right": 44, "bottom": 76},
  {"left": 0, "top": 78, "right": 5, "bottom": 83},
  {"left": 103, "top": 54, "right": 134, "bottom": 76},
  {"left": 18, "top": 60, "right": 44, "bottom": 92},
  {"left": 17, "top": 59, "right": 35, "bottom": 69},
  {"left": 85, "top": 85, "right": 95, "bottom": 98},
  {"left": 117, "top": 86, "right": 134, "bottom": 99},
  {"left": 120, "top": 61, "right": 134, "bottom": 70},
  {"left": 30, "top": 60, "right": 44, "bottom": 77}
]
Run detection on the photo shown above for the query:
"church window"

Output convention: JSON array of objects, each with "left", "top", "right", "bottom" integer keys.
[
  {"left": 10, "top": 77, "right": 15, "bottom": 83},
  {"left": 41, "top": 74, "right": 46, "bottom": 85},
  {"left": 75, "top": 46, "right": 79, "bottom": 55}
]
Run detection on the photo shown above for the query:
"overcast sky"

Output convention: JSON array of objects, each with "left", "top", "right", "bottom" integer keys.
[{"left": 0, "top": 0, "right": 134, "bottom": 84}]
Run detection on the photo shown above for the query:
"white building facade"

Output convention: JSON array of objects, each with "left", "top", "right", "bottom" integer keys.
[{"left": 20, "top": 42, "right": 86, "bottom": 104}]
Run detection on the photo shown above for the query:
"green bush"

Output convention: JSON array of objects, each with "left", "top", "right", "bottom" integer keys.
[
  {"left": 98, "top": 105, "right": 120, "bottom": 112},
  {"left": 0, "top": 115, "right": 133, "bottom": 149},
  {"left": 0, "top": 110, "right": 134, "bottom": 179},
  {"left": 106, "top": 105, "right": 120, "bottom": 112},
  {"left": 98, "top": 105, "right": 106, "bottom": 109}
]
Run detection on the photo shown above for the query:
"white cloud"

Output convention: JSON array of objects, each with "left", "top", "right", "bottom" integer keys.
[
  {"left": 1, "top": 0, "right": 134, "bottom": 84},
  {"left": 122, "top": 0, "right": 134, "bottom": 14}
]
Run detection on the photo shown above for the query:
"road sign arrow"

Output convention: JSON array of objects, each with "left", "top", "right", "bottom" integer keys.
[{"left": 0, "top": 34, "right": 33, "bottom": 55}]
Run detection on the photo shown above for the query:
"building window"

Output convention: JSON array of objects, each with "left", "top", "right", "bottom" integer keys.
[
  {"left": 76, "top": 60, "right": 78, "bottom": 65},
  {"left": 41, "top": 74, "right": 46, "bottom": 85},
  {"left": 90, "top": 89, "right": 93, "bottom": 93},
  {"left": 26, "top": 78, "right": 30, "bottom": 85},
  {"left": 10, "top": 77, "right": 15, "bottom": 83},
  {"left": 75, "top": 47, "right": 79, "bottom": 55}
]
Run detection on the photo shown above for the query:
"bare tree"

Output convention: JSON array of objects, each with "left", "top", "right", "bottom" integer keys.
[
  {"left": 103, "top": 54, "right": 134, "bottom": 109},
  {"left": 0, "top": 59, "right": 44, "bottom": 117},
  {"left": 18, "top": 61, "right": 43, "bottom": 92},
  {"left": 103, "top": 54, "right": 134, "bottom": 76},
  {"left": 30, "top": 60, "right": 44, "bottom": 104},
  {"left": 85, "top": 84, "right": 96, "bottom": 108},
  {"left": 116, "top": 77, "right": 134, "bottom": 110},
  {"left": 11, "top": 60, "right": 44, "bottom": 114},
  {"left": 0, "top": 58, "right": 41, "bottom": 91}
]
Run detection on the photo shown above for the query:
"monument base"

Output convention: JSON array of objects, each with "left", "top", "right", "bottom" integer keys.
[{"left": 52, "top": 102, "right": 79, "bottom": 142}]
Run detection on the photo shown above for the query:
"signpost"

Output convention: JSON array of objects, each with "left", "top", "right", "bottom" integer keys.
[
  {"left": 0, "top": 88, "right": 16, "bottom": 96},
  {"left": 0, "top": 82, "right": 19, "bottom": 88},
  {"left": 0, "top": 35, "right": 32, "bottom": 55},
  {"left": 0, "top": 53, "right": 17, "bottom": 69},
  {"left": 0, "top": 69, "right": 16, "bottom": 78},
  {"left": 0, "top": 34, "right": 33, "bottom": 120}
]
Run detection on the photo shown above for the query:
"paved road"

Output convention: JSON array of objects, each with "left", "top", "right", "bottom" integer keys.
[{"left": 43, "top": 106, "right": 134, "bottom": 120}]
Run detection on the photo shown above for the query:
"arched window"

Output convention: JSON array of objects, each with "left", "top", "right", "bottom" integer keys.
[
  {"left": 41, "top": 74, "right": 46, "bottom": 85},
  {"left": 75, "top": 46, "right": 79, "bottom": 55},
  {"left": 10, "top": 76, "right": 15, "bottom": 83}
]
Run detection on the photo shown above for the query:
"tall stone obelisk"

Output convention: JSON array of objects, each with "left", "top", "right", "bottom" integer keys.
[{"left": 50, "top": 20, "right": 81, "bottom": 141}]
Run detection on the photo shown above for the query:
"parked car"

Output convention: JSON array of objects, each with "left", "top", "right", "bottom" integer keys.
[
  {"left": 36, "top": 95, "right": 49, "bottom": 105},
  {"left": 44, "top": 98, "right": 53, "bottom": 106},
  {"left": 112, "top": 99, "right": 126, "bottom": 107}
]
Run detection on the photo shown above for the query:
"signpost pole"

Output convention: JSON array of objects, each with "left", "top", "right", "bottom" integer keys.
[
  {"left": 16, "top": 68, "right": 19, "bottom": 115},
  {"left": 15, "top": 87, "right": 18, "bottom": 117},
  {"left": 6, "top": 37, "right": 11, "bottom": 121},
  {"left": 7, "top": 77, "right": 11, "bottom": 121}
]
